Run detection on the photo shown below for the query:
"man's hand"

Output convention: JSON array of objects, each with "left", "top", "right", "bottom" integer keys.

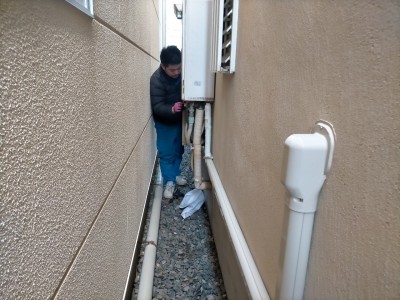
[{"left": 172, "top": 102, "right": 183, "bottom": 113}]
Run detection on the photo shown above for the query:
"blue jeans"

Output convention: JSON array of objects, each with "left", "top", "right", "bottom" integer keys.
[{"left": 154, "top": 120, "right": 184, "bottom": 185}]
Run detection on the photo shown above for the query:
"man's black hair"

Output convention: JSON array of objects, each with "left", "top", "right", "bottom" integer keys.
[{"left": 160, "top": 46, "right": 181, "bottom": 66}]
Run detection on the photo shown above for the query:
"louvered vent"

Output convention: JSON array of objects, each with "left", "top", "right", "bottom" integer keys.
[{"left": 211, "top": 0, "right": 239, "bottom": 73}]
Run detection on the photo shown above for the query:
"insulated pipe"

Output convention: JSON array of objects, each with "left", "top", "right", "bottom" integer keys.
[
  {"left": 137, "top": 168, "right": 163, "bottom": 300},
  {"left": 204, "top": 103, "right": 212, "bottom": 158},
  {"left": 185, "top": 104, "right": 195, "bottom": 145},
  {"left": 193, "top": 107, "right": 212, "bottom": 190}
]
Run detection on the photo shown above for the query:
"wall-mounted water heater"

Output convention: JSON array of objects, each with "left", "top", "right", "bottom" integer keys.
[{"left": 182, "top": 0, "right": 215, "bottom": 101}]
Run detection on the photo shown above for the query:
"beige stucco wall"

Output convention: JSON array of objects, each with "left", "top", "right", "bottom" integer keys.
[
  {"left": 0, "top": 0, "right": 159, "bottom": 299},
  {"left": 212, "top": 0, "right": 399, "bottom": 299}
]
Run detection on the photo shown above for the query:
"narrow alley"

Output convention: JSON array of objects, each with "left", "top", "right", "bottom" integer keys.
[
  {"left": 132, "top": 147, "right": 227, "bottom": 299},
  {"left": 2, "top": 1, "right": 399, "bottom": 299}
]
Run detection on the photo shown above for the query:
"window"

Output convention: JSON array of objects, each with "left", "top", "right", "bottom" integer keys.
[
  {"left": 211, "top": 0, "right": 239, "bottom": 73},
  {"left": 66, "top": 0, "right": 93, "bottom": 17}
]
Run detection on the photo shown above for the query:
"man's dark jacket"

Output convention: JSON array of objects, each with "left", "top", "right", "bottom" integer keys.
[{"left": 150, "top": 66, "right": 182, "bottom": 125}]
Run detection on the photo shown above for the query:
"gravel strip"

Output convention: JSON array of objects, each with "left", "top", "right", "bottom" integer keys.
[{"left": 132, "top": 146, "right": 227, "bottom": 300}]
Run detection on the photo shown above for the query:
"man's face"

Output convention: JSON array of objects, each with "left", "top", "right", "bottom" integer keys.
[{"left": 162, "top": 63, "right": 181, "bottom": 79}]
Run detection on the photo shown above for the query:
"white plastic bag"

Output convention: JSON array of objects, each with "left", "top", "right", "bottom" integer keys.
[{"left": 179, "top": 189, "right": 205, "bottom": 219}]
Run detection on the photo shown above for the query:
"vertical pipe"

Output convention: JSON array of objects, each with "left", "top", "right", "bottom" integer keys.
[
  {"left": 193, "top": 107, "right": 212, "bottom": 189},
  {"left": 136, "top": 170, "right": 163, "bottom": 300},
  {"left": 185, "top": 104, "right": 195, "bottom": 145},
  {"left": 204, "top": 103, "right": 212, "bottom": 158},
  {"left": 276, "top": 198, "right": 316, "bottom": 300},
  {"left": 193, "top": 107, "right": 204, "bottom": 189},
  {"left": 278, "top": 122, "right": 336, "bottom": 300}
]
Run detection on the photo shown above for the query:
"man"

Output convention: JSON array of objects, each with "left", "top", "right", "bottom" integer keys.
[{"left": 150, "top": 46, "right": 187, "bottom": 199}]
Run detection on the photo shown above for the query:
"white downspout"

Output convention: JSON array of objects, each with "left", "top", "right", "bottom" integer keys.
[
  {"left": 203, "top": 103, "right": 270, "bottom": 300},
  {"left": 136, "top": 167, "right": 163, "bottom": 300}
]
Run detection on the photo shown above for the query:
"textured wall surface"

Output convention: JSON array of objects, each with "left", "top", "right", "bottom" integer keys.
[
  {"left": 94, "top": 0, "right": 160, "bottom": 59},
  {"left": 55, "top": 123, "right": 155, "bottom": 299},
  {"left": 0, "top": 0, "right": 158, "bottom": 299},
  {"left": 212, "top": 0, "right": 399, "bottom": 299}
]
